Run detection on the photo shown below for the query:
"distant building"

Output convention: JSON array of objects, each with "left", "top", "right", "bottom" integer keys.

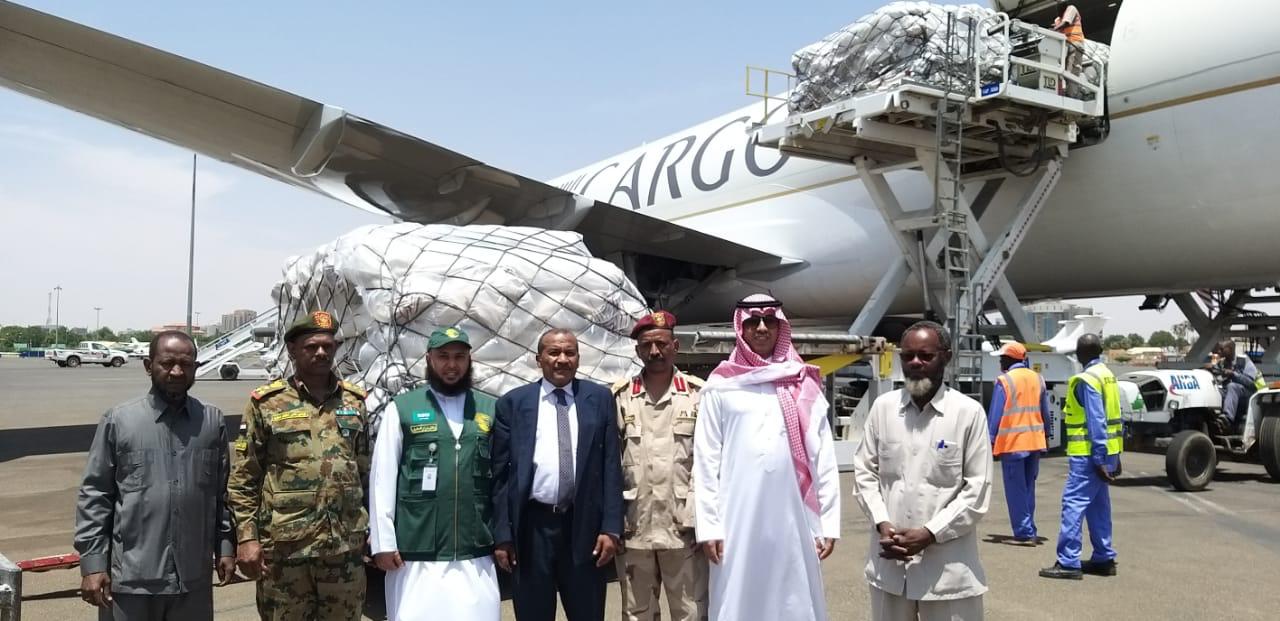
[
  {"left": 220, "top": 309, "right": 257, "bottom": 333},
  {"left": 1022, "top": 301, "right": 1096, "bottom": 343},
  {"left": 150, "top": 323, "right": 207, "bottom": 337}
]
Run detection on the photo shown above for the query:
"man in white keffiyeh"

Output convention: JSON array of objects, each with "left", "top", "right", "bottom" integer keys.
[{"left": 692, "top": 294, "right": 841, "bottom": 621}]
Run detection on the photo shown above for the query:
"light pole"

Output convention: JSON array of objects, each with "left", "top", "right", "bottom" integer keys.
[
  {"left": 54, "top": 285, "right": 62, "bottom": 345},
  {"left": 186, "top": 154, "right": 197, "bottom": 336},
  {"left": 94, "top": 307, "right": 102, "bottom": 331}
]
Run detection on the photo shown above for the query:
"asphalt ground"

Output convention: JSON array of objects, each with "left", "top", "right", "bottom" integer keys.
[{"left": 2, "top": 358, "right": 1279, "bottom": 620}]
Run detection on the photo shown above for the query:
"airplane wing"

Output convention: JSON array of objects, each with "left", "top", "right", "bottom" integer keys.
[{"left": 0, "top": 1, "right": 784, "bottom": 271}]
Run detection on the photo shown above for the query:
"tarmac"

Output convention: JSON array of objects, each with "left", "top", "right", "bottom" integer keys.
[{"left": 2, "top": 357, "right": 1279, "bottom": 620}]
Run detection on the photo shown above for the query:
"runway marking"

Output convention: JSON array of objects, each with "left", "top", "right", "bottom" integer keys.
[
  {"left": 1165, "top": 492, "right": 1207, "bottom": 514},
  {"left": 1186, "top": 494, "right": 1236, "bottom": 516}
]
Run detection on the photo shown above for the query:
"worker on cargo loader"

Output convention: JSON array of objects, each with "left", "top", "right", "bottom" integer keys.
[
  {"left": 1204, "top": 339, "right": 1262, "bottom": 432},
  {"left": 1052, "top": 3, "right": 1084, "bottom": 96},
  {"left": 987, "top": 342, "right": 1049, "bottom": 546}
]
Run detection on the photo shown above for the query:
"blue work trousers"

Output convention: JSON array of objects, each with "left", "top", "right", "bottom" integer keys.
[
  {"left": 1056, "top": 455, "right": 1117, "bottom": 568},
  {"left": 1001, "top": 454, "right": 1040, "bottom": 539}
]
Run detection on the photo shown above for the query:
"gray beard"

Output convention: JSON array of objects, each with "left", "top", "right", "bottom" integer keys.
[{"left": 905, "top": 376, "right": 935, "bottom": 400}]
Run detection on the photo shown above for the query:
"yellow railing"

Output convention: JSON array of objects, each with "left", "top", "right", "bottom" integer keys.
[{"left": 745, "top": 65, "right": 795, "bottom": 120}]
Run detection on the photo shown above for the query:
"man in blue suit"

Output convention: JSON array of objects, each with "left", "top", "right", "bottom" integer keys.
[{"left": 492, "top": 328, "right": 624, "bottom": 621}]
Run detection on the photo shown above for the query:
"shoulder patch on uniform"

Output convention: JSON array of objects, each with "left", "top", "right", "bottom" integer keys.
[
  {"left": 340, "top": 381, "right": 367, "bottom": 399},
  {"left": 684, "top": 374, "right": 705, "bottom": 388},
  {"left": 250, "top": 379, "right": 287, "bottom": 401},
  {"left": 611, "top": 378, "right": 631, "bottom": 395},
  {"left": 673, "top": 375, "right": 689, "bottom": 394}
]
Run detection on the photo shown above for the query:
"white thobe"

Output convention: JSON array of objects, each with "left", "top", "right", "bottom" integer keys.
[
  {"left": 370, "top": 391, "right": 500, "bottom": 621},
  {"left": 693, "top": 383, "right": 841, "bottom": 621},
  {"left": 852, "top": 387, "right": 992, "bottom": 616}
]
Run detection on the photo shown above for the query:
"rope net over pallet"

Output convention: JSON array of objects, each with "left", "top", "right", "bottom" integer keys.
[
  {"left": 789, "top": 1, "right": 1109, "bottom": 113},
  {"left": 265, "top": 223, "right": 646, "bottom": 429}
]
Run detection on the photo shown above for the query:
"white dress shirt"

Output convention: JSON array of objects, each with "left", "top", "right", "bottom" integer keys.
[
  {"left": 852, "top": 386, "right": 993, "bottom": 601},
  {"left": 432, "top": 389, "right": 466, "bottom": 439},
  {"left": 530, "top": 379, "right": 579, "bottom": 504}
]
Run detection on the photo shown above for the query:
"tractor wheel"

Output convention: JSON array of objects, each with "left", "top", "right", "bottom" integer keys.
[
  {"left": 1258, "top": 416, "right": 1280, "bottom": 482},
  {"left": 1166, "top": 430, "right": 1217, "bottom": 491}
]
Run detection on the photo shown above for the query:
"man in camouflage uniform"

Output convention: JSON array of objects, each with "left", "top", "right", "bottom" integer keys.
[
  {"left": 228, "top": 311, "right": 371, "bottom": 621},
  {"left": 612, "top": 310, "right": 708, "bottom": 621}
]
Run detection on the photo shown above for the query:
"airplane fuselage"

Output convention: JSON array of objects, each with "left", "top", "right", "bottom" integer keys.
[{"left": 549, "top": 0, "right": 1280, "bottom": 323}]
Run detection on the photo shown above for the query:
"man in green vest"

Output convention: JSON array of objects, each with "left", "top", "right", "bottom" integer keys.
[
  {"left": 1040, "top": 333, "right": 1122, "bottom": 580},
  {"left": 368, "top": 326, "right": 500, "bottom": 621}
]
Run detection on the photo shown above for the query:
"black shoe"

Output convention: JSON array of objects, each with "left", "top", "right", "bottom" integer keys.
[
  {"left": 1082, "top": 559, "right": 1117, "bottom": 576},
  {"left": 1039, "top": 562, "right": 1083, "bottom": 580}
]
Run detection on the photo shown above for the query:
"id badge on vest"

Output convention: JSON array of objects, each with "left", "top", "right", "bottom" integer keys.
[{"left": 422, "top": 466, "right": 438, "bottom": 492}]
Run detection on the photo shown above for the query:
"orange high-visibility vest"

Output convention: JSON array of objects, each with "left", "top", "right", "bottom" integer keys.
[
  {"left": 993, "top": 367, "right": 1049, "bottom": 455},
  {"left": 1063, "top": 15, "right": 1084, "bottom": 44}
]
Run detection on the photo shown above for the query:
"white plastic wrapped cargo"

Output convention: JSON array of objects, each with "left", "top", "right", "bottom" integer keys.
[
  {"left": 791, "top": 2, "right": 1010, "bottom": 113},
  {"left": 789, "top": 2, "right": 1108, "bottom": 113},
  {"left": 267, "top": 223, "right": 647, "bottom": 427}
]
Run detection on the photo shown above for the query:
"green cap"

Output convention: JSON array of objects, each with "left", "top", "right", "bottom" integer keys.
[
  {"left": 428, "top": 326, "right": 471, "bottom": 350},
  {"left": 284, "top": 310, "right": 338, "bottom": 342}
]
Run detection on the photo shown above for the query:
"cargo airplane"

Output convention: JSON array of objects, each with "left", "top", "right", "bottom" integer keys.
[{"left": 1, "top": 0, "right": 1277, "bottom": 339}]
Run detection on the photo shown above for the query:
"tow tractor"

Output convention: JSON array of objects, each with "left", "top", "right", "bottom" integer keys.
[{"left": 1120, "top": 368, "right": 1280, "bottom": 490}]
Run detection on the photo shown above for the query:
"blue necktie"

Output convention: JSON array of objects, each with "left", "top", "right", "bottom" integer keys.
[{"left": 552, "top": 388, "right": 575, "bottom": 507}]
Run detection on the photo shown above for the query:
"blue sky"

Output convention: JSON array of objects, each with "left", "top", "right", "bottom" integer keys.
[{"left": 0, "top": 1, "right": 1187, "bottom": 335}]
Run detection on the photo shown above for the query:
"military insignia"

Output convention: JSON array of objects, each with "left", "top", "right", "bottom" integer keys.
[
  {"left": 273, "top": 409, "right": 310, "bottom": 422},
  {"left": 312, "top": 311, "right": 334, "bottom": 329},
  {"left": 652, "top": 312, "right": 666, "bottom": 327},
  {"left": 412, "top": 410, "right": 436, "bottom": 423},
  {"left": 673, "top": 375, "right": 688, "bottom": 393},
  {"left": 233, "top": 438, "right": 248, "bottom": 451},
  {"left": 340, "top": 381, "right": 367, "bottom": 399},
  {"left": 623, "top": 413, "right": 636, "bottom": 426},
  {"left": 410, "top": 423, "right": 438, "bottom": 434},
  {"left": 336, "top": 407, "right": 358, "bottom": 417},
  {"left": 475, "top": 413, "right": 491, "bottom": 433},
  {"left": 341, "top": 429, "right": 351, "bottom": 437},
  {"left": 677, "top": 409, "right": 697, "bottom": 420},
  {"left": 631, "top": 377, "right": 643, "bottom": 396}
]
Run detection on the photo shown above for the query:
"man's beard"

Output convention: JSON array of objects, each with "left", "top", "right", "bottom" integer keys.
[
  {"left": 428, "top": 366, "right": 473, "bottom": 396},
  {"left": 904, "top": 376, "right": 936, "bottom": 400}
]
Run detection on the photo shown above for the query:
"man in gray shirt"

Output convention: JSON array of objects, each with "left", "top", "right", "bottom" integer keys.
[{"left": 75, "top": 330, "right": 236, "bottom": 621}]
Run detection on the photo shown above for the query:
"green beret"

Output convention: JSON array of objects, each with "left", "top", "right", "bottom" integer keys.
[
  {"left": 284, "top": 310, "right": 338, "bottom": 342},
  {"left": 428, "top": 326, "right": 471, "bottom": 350}
]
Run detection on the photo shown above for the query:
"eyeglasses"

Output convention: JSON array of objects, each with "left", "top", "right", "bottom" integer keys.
[{"left": 898, "top": 350, "right": 945, "bottom": 363}]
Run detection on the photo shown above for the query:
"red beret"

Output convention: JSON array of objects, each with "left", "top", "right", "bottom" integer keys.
[{"left": 631, "top": 310, "right": 677, "bottom": 339}]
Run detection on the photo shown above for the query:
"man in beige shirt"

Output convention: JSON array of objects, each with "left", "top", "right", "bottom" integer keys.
[
  {"left": 852, "top": 321, "right": 993, "bottom": 621},
  {"left": 612, "top": 310, "right": 708, "bottom": 621}
]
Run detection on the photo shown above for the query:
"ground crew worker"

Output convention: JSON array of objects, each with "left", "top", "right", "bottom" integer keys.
[
  {"left": 369, "top": 327, "right": 501, "bottom": 621},
  {"left": 1041, "top": 333, "right": 1121, "bottom": 580},
  {"left": 987, "top": 342, "right": 1049, "bottom": 546},
  {"left": 228, "top": 310, "right": 371, "bottom": 620},
  {"left": 1205, "top": 339, "right": 1262, "bottom": 431},
  {"left": 612, "top": 310, "right": 708, "bottom": 621},
  {"left": 1052, "top": 3, "right": 1085, "bottom": 95}
]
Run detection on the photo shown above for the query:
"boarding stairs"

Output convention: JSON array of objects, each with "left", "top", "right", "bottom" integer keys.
[{"left": 195, "top": 308, "right": 278, "bottom": 380}]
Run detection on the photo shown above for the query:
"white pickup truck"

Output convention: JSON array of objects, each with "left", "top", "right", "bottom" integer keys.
[{"left": 46, "top": 341, "right": 131, "bottom": 368}]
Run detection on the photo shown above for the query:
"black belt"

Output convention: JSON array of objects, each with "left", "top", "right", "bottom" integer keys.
[{"left": 529, "top": 500, "right": 573, "bottom": 515}]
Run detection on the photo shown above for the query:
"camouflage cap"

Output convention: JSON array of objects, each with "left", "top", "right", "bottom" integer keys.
[
  {"left": 428, "top": 326, "right": 471, "bottom": 350},
  {"left": 284, "top": 310, "right": 338, "bottom": 342}
]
